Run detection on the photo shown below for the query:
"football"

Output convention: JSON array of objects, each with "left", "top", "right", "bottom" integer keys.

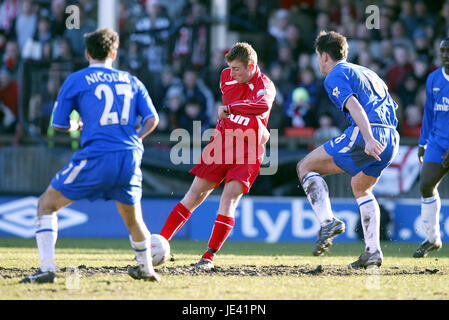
[{"left": 151, "top": 234, "right": 170, "bottom": 266}]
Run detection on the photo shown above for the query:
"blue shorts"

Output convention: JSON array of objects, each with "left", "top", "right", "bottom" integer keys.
[
  {"left": 423, "top": 138, "right": 448, "bottom": 164},
  {"left": 51, "top": 149, "right": 143, "bottom": 204},
  {"left": 323, "top": 125, "right": 399, "bottom": 178}
]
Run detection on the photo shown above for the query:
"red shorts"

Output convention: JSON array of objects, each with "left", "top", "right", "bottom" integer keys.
[
  {"left": 189, "top": 161, "right": 261, "bottom": 194},
  {"left": 190, "top": 127, "right": 264, "bottom": 193}
]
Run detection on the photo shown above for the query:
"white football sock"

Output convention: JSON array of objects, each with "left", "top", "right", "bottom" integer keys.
[
  {"left": 130, "top": 236, "right": 155, "bottom": 275},
  {"left": 301, "top": 172, "right": 334, "bottom": 226},
  {"left": 35, "top": 215, "right": 58, "bottom": 272},
  {"left": 421, "top": 194, "right": 441, "bottom": 243},
  {"left": 357, "top": 194, "right": 381, "bottom": 254}
]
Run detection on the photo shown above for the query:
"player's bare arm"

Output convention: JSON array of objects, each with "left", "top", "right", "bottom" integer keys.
[
  {"left": 138, "top": 114, "right": 159, "bottom": 141},
  {"left": 345, "top": 95, "right": 384, "bottom": 161}
]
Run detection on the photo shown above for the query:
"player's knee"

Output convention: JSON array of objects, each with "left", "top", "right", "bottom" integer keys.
[
  {"left": 419, "top": 179, "right": 436, "bottom": 198},
  {"left": 297, "top": 158, "right": 310, "bottom": 180}
]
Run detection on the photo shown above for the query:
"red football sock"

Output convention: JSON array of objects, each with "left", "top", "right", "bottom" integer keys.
[
  {"left": 160, "top": 202, "right": 192, "bottom": 241},
  {"left": 202, "top": 214, "right": 235, "bottom": 261}
]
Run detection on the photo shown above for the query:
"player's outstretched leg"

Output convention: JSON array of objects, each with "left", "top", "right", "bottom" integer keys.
[
  {"left": 195, "top": 181, "right": 241, "bottom": 270},
  {"left": 301, "top": 172, "right": 345, "bottom": 256},
  {"left": 297, "top": 146, "right": 346, "bottom": 256},
  {"left": 20, "top": 186, "right": 73, "bottom": 284},
  {"left": 160, "top": 177, "right": 215, "bottom": 241}
]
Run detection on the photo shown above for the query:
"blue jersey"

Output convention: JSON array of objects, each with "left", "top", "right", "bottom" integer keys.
[
  {"left": 324, "top": 62, "right": 398, "bottom": 128},
  {"left": 52, "top": 64, "right": 157, "bottom": 159},
  {"left": 419, "top": 67, "right": 449, "bottom": 149}
]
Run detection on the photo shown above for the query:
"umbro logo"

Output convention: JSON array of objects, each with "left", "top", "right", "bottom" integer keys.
[
  {"left": 0, "top": 197, "right": 88, "bottom": 238},
  {"left": 433, "top": 88, "right": 440, "bottom": 91}
]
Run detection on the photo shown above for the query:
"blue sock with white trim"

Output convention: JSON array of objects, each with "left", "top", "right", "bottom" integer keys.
[
  {"left": 356, "top": 194, "right": 380, "bottom": 254},
  {"left": 301, "top": 172, "right": 334, "bottom": 226},
  {"left": 35, "top": 215, "right": 58, "bottom": 272}
]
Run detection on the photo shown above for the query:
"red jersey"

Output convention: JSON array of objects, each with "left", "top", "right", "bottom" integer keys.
[
  {"left": 190, "top": 66, "right": 275, "bottom": 193},
  {"left": 218, "top": 66, "right": 275, "bottom": 155}
]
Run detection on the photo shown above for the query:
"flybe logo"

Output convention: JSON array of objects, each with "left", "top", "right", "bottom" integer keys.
[
  {"left": 230, "top": 199, "right": 359, "bottom": 243},
  {"left": 0, "top": 197, "right": 88, "bottom": 238}
]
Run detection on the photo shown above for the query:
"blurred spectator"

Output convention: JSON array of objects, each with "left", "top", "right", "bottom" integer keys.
[
  {"left": 296, "top": 67, "right": 319, "bottom": 106},
  {"left": 314, "top": 112, "right": 341, "bottom": 142},
  {"left": 78, "top": 0, "right": 97, "bottom": 23},
  {"left": 178, "top": 97, "right": 208, "bottom": 134},
  {"left": 386, "top": 45, "right": 414, "bottom": 93},
  {"left": 413, "top": 55, "right": 431, "bottom": 88},
  {"left": 163, "top": 85, "right": 184, "bottom": 129},
  {"left": 3, "top": 40, "right": 20, "bottom": 77},
  {"left": 64, "top": 5, "right": 96, "bottom": 56},
  {"left": 399, "top": 0, "right": 417, "bottom": 37},
  {"left": 0, "top": 0, "right": 19, "bottom": 36},
  {"left": 230, "top": 0, "right": 270, "bottom": 33},
  {"left": 413, "top": 0, "right": 435, "bottom": 30},
  {"left": 132, "top": 0, "right": 171, "bottom": 100},
  {"left": 172, "top": 1, "right": 209, "bottom": 69},
  {"left": 50, "top": 0, "right": 68, "bottom": 37},
  {"left": 269, "top": 8, "right": 290, "bottom": 42},
  {"left": 280, "top": 23, "right": 308, "bottom": 60},
  {"left": 397, "top": 73, "right": 419, "bottom": 111},
  {"left": 149, "top": 65, "right": 181, "bottom": 110},
  {"left": 401, "top": 104, "right": 422, "bottom": 138},
  {"left": 315, "top": 11, "right": 331, "bottom": 34},
  {"left": 413, "top": 28, "right": 430, "bottom": 58},
  {"left": 22, "top": 15, "right": 53, "bottom": 61},
  {"left": 377, "top": 39, "right": 395, "bottom": 71},
  {"left": 53, "top": 37, "right": 74, "bottom": 62},
  {"left": 436, "top": 1, "right": 449, "bottom": 38},
  {"left": 203, "top": 49, "right": 227, "bottom": 101},
  {"left": 154, "top": 109, "right": 170, "bottom": 134},
  {"left": 391, "top": 20, "right": 414, "bottom": 53},
  {"left": 267, "top": 62, "right": 291, "bottom": 131},
  {"left": 122, "top": 40, "right": 150, "bottom": 91},
  {"left": 179, "top": 67, "right": 214, "bottom": 126},
  {"left": 273, "top": 44, "right": 297, "bottom": 85},
  {"left": 285, "top": 86, "right": 317, "bottom": 128},
  {"left": 330, "top": 0, "right": 357, "bottom": 26},
  {"left": 0, "top": 68, "right": 18, "bottom": 134},
  {"left": 0, "top": 30, "right": 7, "bottom": 59},
  {"left": 15, "top": 0, "right": 38, "bottom": 51}
]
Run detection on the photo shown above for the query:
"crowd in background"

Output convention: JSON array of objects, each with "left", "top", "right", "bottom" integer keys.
[{"left": 0, "top": 0, "right": 448, "bottom": 147}]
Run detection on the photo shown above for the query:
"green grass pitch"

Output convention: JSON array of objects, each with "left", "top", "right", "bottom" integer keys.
[{"left": 0, "top": 238, "right": 448, "bottom": 300}]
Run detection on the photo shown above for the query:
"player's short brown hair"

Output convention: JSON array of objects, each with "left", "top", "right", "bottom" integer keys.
[
  {"left": 314, "top": 30, "right": 348, "bottom": 61},
  {"left": 225, "top": 42, "right": 258, "bottom": 66},
  {"left": 84, "top": 28, "right": 119, "bottom": 61}
]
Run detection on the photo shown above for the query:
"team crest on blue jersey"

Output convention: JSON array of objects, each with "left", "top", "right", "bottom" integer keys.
[{"left": 332, "top": 86, "right": 340, "bottom": 98}]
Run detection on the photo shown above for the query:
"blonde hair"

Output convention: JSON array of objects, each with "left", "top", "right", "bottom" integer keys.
[{"left": 225, "top": 42, "right": 258, "bottom": 66}]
